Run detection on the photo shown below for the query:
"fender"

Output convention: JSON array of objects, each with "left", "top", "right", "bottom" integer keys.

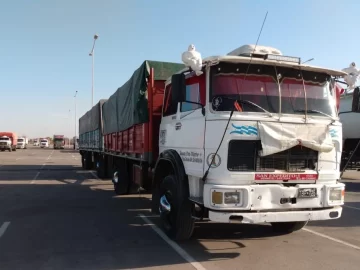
[
  {"left": 153, "top": 149, "right": 187, "bottom": 187},
  {"left": 151, "top": 149, "right": 188, "bottom": 214}
]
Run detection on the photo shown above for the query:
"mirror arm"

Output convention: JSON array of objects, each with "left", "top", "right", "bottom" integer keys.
[{"left": 181, "top": 100, "right": 205, "bottom": 116}]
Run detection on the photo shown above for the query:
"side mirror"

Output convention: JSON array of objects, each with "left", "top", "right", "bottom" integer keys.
[
  {"left": 352, "top": 87, "right": 360, "bottom": 112},
  {"left": 171, "top": 73, "right": 186, "bottom": 104}
]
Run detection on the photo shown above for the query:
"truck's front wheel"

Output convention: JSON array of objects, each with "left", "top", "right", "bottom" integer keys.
[
  {"left": 159, "top": 174, "right": 194, "bottom": 241},
  {"left": 271, "top": 221, "right": 308, "bottom": 234}
]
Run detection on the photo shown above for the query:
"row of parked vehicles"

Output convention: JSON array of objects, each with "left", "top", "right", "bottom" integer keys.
[
  {"left": 33, "top": 138, "right": 50, "bottom": 148},
  {"left": 0, "top": 132, "right": 29, "bottom": 152}
]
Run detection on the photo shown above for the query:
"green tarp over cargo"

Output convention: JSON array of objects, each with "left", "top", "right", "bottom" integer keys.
[
  {"left": 102, "top": 60, "right": 185, "bottom": 135},
  {"left": 79, "top": 99, "right": 108, "bottom": 135}
]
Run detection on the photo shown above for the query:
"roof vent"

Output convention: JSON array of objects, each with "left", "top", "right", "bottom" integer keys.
[{"left": 227, "top": 44, "right": 282, "bottom": 57}]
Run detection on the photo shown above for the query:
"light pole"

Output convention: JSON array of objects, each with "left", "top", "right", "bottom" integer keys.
[
  {"left": 89, "top": 34, "right": 99, "bottom": 107},
  {"left": 74, "top": 91, "right": 78, "bottom": 149},
  {"left": 68, "top": 109, "right": 71, "bottom": 148}
]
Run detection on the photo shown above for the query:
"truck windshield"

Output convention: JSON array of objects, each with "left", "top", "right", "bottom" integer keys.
[
  {"left": 18, "top": 139, "right": 24, "bottom": 142},
  {"left": 41, "top": 140, "right": 47, "bottom": 143},
  {"left": 210, "top": 64, "right": 336, "bottom": 117},
  {"left": 0, "top": 138, "right": 10, "bottom": 141}
]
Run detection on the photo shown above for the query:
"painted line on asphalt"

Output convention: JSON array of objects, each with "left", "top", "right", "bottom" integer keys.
[
  {"left": 139, "top": 214, "right": 206, "bottom": 270},
  {"left": 31, "top": 172, "right": 40, "bottom": 184},
  {"left": 90, "top": 171, "right": 100, "bottom": 180},
  {"left": 303, "top": 227, "right": 360, "bottom": 250},
  {"left": 0, "top": 222, "right": 10, "bottom": 239},
  {"left": 31, "top": 150, "right": 54, "bottom": 184},
  {"left": 344, "top": 204, "right": 360, "bottom": 211},
  {"left": 40, "top": 150, "right": 54, "bottom": 170}
]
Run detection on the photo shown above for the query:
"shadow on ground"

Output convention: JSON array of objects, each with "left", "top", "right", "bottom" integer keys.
[
  {"left": 0, "top": 164, "right": 359, "bottom": 269},
  {"left": 0, "top": 165, "right": 296, "bottom": 270}
]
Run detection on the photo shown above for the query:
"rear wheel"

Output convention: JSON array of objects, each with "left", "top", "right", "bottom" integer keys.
[
  {"left": 84, "top": 153, "right": 92, "bottom": 170},
  {"left": 112, "top": 166, "right": 130, "bottom": 195},
  {"left": 271, "top": 221, "right": 308, "bottom": 234},
  {"left": 159, "top": 174, "right": 194, "bottom": 241},
  {"left": 96, "top": 155, "right": 107, "bottom": 179},
  {"left": 81, "top": 155, "right": 86, "bottom": 169}
]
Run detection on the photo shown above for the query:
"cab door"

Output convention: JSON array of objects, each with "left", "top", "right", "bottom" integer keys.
[{"left": 159, "top": 72, "right": 206, "bottom": 178}]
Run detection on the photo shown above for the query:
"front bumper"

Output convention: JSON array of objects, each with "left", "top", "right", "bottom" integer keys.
[
  {"left": 0, "top": 145, "right": 10, "bottom": 149},
  {"left": 209, "top": 206, "right": 343, "bottom": 224},
  {"left": 204, "top": 182, "right": 345, "bottom": 223}
]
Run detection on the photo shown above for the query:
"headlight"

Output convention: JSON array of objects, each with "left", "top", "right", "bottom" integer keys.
[
  {"left": 212, "top": 190, "right": 241, "bottom": 205},
  {"left": 329, "top": 187, "right": 344, "bottom": 201},
  {"left": 224, "top": 192, "right": 240, "bottom": 204}
]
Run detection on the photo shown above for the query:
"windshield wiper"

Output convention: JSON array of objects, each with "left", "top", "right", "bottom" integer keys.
[
  {"left": 294, "top": 109, "right": 335, "bottom": 119},
  {"left": 220, "top": 96, "right": 273, "bottom": 117}
]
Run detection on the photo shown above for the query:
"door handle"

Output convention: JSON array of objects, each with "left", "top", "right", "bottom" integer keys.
[{"left": 175, "top": 122, "right": 182, "bottom": 130}]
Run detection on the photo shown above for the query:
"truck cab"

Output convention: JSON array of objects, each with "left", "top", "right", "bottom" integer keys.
[
  {"left": 0, "top": 132, "right": 17, "bottom": 152},
  {"left": 53, "top": 135, "right": 65, "bottom": 149},
  {"left": 154, "top": 44, "right": 347, "bottom": 240},
  {"left": 40, "top": 139, "right": 49, "bottom": 148},
  {"left": 17, "top": 137, "right": 28, "bottom": 149},
  {"left": 0, "top": 136, "right": 12, "bottom": 152}
]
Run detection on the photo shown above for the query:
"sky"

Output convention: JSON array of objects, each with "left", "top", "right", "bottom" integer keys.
[{"left": 0, "top": 0, "right": 359, "bottom": 138}]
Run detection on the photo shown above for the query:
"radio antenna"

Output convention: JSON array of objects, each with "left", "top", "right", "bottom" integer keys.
[
  {"left": 236, "top": 11, "right": 269, "bottom": 109},
  {"left": 242, "top": 11, "right": 268, "bottom": 81},
  {"left": 202, "top": 11, "right": 269, "bottom": 183}
]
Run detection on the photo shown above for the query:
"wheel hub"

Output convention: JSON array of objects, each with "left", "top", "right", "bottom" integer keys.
[
  {"left": 159, "top": 194, "right": 171, "bottom": 214},
  {"left": 112, "top": 171, "right": 118, "bottom": 183}
]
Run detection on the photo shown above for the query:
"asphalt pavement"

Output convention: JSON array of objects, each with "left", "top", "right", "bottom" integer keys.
[{"left": 0, "top": 146, "right": 360, "bottom": 270}]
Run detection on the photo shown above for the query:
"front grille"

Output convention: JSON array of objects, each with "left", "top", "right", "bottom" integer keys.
[{"left": 228, "top": 140, "right": 318, "bottom": 172}]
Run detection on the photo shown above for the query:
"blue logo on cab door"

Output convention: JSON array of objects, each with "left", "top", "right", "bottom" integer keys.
[
  {"left": 329, "top": 129, "right": 338, "bottom": 138},
  {"left": 230, "top": 124, "right": 258, "bottom": 136}
]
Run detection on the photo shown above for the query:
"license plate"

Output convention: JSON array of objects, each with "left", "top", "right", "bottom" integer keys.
[{"left": 298, "top": 188, "right": 317, "bottom": 198}]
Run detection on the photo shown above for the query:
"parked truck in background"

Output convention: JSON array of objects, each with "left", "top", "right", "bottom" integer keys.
[
  {"left": 53, "top": 135, "right": 65, "bottom": 149},
  {"left": 17, "top": 137, "right": 28, "bottom": 149},
  {"left": 79, "top": 46, "right": 348, "bottom": 241},
  {"left": 0, "top": 132, "right": 18, "bottom": 152},
  {"left": 40, "top": 138, "right": 49, "bottom": 148},
  {"left": 33, "top": 138, "right": 39, "bottom": 146}
]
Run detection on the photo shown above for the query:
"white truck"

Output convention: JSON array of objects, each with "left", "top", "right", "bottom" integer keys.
[
  {"left": 338, "top": 62, "right": 360, "bottom": 171},
  {"left": 33, "top": 139, "right": 39, "bottom": 146},
  {"left": 40, "top": 138, "right": 49, "bottom": 148},
  {"left": 80, "top": 44, "right": 348, "bottom": 241},
  {"left": 17, "top": 137, "right": 28, "bottom": 149}
]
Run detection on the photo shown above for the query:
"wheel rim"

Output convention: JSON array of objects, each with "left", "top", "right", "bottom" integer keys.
[
  {"left": 159, "top": 190, "right": 175, "bottom": 231},
  {"left": 112, "top": 171, "right": 118, "bottom": 184}
]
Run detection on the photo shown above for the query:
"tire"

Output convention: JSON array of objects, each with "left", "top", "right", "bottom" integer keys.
[
  {"left": 271, "top": 221, "right": 308, "bottom": 234},
  {"left": 8, "top": 148, "right": 11, "bottom": 152},
  {"left": 84, "top": 153, "right": 92, "bottom": 170},
  {"left": 81, "top": 155, "right": 86, "bottom": 169},
  {"left": 113, "top": 166, "right": 130, "bottom": 195},
  {"left": 96, "top": 155, "right": 106, "bottom": 179},
  {"left": 159, "top": 174, "right": 194, "bottom": 241}
]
